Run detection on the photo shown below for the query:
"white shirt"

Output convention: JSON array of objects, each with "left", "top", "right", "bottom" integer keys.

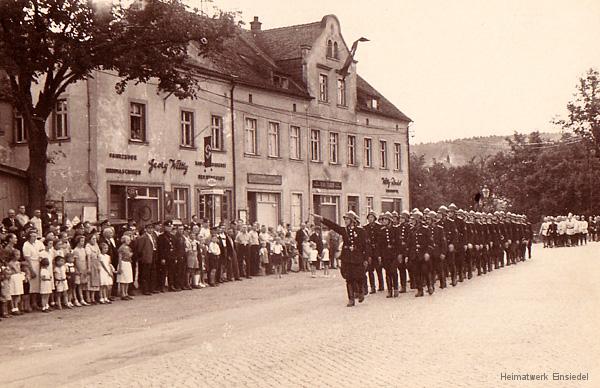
[
  {"left": 208, "top": 241, "right": 221, "bottom": 256},
  {"left": 271, "top": 243, "right": 283, "bottom": 255},
  {"left": 321, "top": 248, "right": 330, "bottom": 262},
  {"left": 539, "top": 222, "right": 550, "bottom": 236},
  {"left": 30, "top": 216, "right": 43, "bottom": 234}
]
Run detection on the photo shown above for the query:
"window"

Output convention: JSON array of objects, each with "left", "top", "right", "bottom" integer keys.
[
  {"left": 273, "top": 75, "right": 289, "bottom": 89},
  {"left": 289, "top": 126, "right": 301, "bottom": 160},
  {"left": 380, "top": 140, "right": 388, "bottom": 169},
  {"left": 14, "top": 112, "right": 26, "bottom": 143},
  {"left": 333, "top": 42, "right": 339, "bottom": 59},
  {"left": 382, "top": 198, "right": 402, "bottom": 213},
  {"left": 319, "top": 74, "right": 328, "bottom": 102},
  {"left": 327, "top": 40, "right": 333, "bottom": 57},
  {"left": 245, "top": 118, "right": 257, "bottom": 155},
  {"left": 130, "top": 102, "right": 146, "bottom": 142},
  {"left": 268, "top": 121, "right": 280, "bottom": 157},
  {"left": 394, "top": 143, "right": 402, "bottom": 170},
  {"left": 180, "top": 110, "right": 194, "bottom": 147},
  {"left": 337, "top": 79, "right": 346, "bottom": 106},
  {"left": 249, "top": 94, "right": 253, "bottom": 103},
  {"left": 52, "top": 99, "right": 68, "bottom": 140},
  {"left": 364, "top": 138, "right": 372, "bottom": 167},
  {"left": 291, "top": 193, "right": 303, "bottom": 228},
  {"left": 366, "top": 196, "right": 374, "bottom": 213},
  {"left": 369, "top": 97, "right": 379, "bottom": 110},
  {"left": 173, "top": 188, "right": 188, "bottom": 221},
  {"left": 347, "top": 195, "right": 359, "bottom": 213},
  {"left": 347, "top": 135, "right": 356, "bottom": 165},
  {"left": 329, "top": 132, "right": 339, "bottom": 164},
  {"left": 211, "top": 115, "right": 224, "bottom": 151},
  {"left": 310, "top": 129, "right": 321, "bottom": 162}
]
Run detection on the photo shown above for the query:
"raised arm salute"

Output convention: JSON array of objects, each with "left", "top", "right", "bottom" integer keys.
[{"left": 312, "top": 211, "right": 370, "bottom": 307}]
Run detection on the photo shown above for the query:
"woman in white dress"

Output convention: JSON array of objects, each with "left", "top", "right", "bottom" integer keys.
[
  {"left": 22, "top": 231, "right": 45, "bottom": 310},
  {"left": 85, "top": 233, "right": 102, "bottom": 304},
  {"left": 39, "top": 238, "right": 56, "bottom": 307}
]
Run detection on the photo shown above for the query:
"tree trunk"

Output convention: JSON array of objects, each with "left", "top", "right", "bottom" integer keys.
[{"left": 26, "top": 117, "right": 49, "bottom": 213}]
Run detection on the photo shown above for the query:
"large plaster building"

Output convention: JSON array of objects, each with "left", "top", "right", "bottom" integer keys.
[{"left": 0, "top": 15, "right": 411, "bottom": 228}]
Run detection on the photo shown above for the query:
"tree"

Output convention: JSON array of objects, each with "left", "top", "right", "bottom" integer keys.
[
  {"left": 0, "top": 0, "right": 236, "bottom": 211},
  {"left": 555, "top": 68, "right": 600, "bottom": 152}
]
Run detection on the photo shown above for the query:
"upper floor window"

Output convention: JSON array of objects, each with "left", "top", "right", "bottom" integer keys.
[
  {"left": 329, "top": 132, "right": 339, "bottom": 164},
  {"left": 130, "top": 102, "right": 146, "bottom": 142},
  {"left": 347, "top": 135, "right": 356, "bottom": 166},
  {"left": 289, "top": 126, "right": 302, "bottom": 160},
  {"left": 310, "top": 129, "right": 321, "bottom": 162},
  {"left": 394, "top": 143, "right": 402, "bottom": 171},
  {"left": 268, "top": 121, "right": 280, "bottom": 157},
  {"left": 14, "top": 112, "right": 27, "bottom": 143},
  {"left": 327, "top": 40, "right": 333, "bottom": 58},
  {"left": 273, "top": 75, "right": 289, "bottom": 89},
  {"left": 369, "top": 97, "right": 379, "bottom": 110},
  {"left": 364, "top": 138, "right": 372, "bottom": 167},
  {"left": 333, "top": 42, "right": 339, "bottom": 59},
  {"left": 211, "top": 115, "right": 224, "bottom": 151},
  {"left": 337, "top": 78, "right": 346, "bottom": 106},
  {"left": 180, "top": 110, "right": 194, "bottom": 147},
  {"left": 52, "top": 99, "right": 68, "bottom": 140},
  {"left": 245, "top": 117, "right": 258, "bottom": 155},
  {"left": 380, "top": 140, "right": 388, "bottom": 169},
  {"left": 319, "top": 74, "right": 328, "bottom": 102}
]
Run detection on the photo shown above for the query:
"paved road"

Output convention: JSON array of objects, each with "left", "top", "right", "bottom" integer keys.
[{"left": 2, "top": 243, "right": 599, "bottom": 388}]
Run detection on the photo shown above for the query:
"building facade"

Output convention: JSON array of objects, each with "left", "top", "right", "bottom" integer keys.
[{"left": 0, "top": 15, "right": 411, "bottom": 228}]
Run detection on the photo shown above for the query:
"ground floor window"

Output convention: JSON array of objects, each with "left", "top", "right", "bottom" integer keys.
[
  {"left": 198, "top": 189, "right": 232, "bottom": 227},
  {"left": 347, "top": 195, "right": 359, "bottom": 214},
  {"left": 173, "top": 187, "right": 189, "bottom": 222},
  {"left": 291, "top": 193, "right": 303, "bottom": 228},
  {"left": 381, "top": 198, "right": 402, "bottom": 214},
  {"left": 366, "top": 196, "right": 374, "bottom": 213},
  {"left": 313, "top": 194, "right": 339, "bottom": 224},
  {"left": 109, "top": 184, "right": 161, "bottom": 225},
  {"left": 248, "top": 191, "right": 280, "bottom": 228}
]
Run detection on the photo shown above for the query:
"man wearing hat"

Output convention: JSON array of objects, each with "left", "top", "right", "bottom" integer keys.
[
  {"left": 157, "top": 220, "right": 175, "bottom": 292},
  {"left": 313, "top": 211, "right": 370, "bottom": 307},
  {"left": 429, "top": 210, "right": 447, "bottom": 290},
  {"left": 407, "top": 209, "right": 433, "bottom": 297},
  {"left": 364, "top": 211, "right": 384, "bottom": 294},
  {"left": 395, "top": 210, "right": 411, "bottom": 293},
  {"left": 438, "top": 205, "right": 458, "bottom": 286},
  {"left": 377, "top": 211, "right": 399, "bottom": 298}
]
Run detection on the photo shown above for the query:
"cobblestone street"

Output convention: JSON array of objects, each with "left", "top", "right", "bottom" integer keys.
[{"left": 2, "top": 243, "right": 599, "bottom": 388}]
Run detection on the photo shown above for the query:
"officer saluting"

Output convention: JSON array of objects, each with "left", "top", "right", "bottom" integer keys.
[{"left": 312, "top": 211, "right": 370, "bottom": 307}]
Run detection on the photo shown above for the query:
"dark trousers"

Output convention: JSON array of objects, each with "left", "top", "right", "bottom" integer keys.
[
  {"left": 167, "top": 257, "right": 182, "bottom": 289},
  {"left": 433, "top": 254, "right": 447, "bottom": 288},
  {"left": 250, "top": 245, "right": 259, "bottom": 276},
  {"left": 227, "top": 254, "right": 240, "bottom": 280},
  {"left": 383, "top": 257, "right": 399, "bottom": 291},
  {"left": 139, "top": 262, "right": 153, "bottom": 293},
  {"left": 410, "top": 256, "right": 432, "bottom": 292},
  {"left": 398, "top": 255, "right": 408, "bottom": 290},
  {"left": 237, "top": 244, "right": 251, "bottom": 277},
  {"left": 367, "top": 257, "right": 384, "bottom": 291},
  {"left": 155, "top": 262, "right": 167, "bottom": 291}
]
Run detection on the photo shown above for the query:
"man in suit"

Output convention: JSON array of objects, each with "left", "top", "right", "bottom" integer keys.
[
  {"left": 309, "top": 225, "right": 324, "bottom": 269},
  {"left": 157, "top": 220, "right": 175, "bottom": 292},
  {"left": 2, "top": 209, "right": 20, "bottom": 234},
  {"left": 135, "top": 223, "right": 157, "bottom": 295},
  {"left": 295, "top": 222, "right": 310, "bottom": 272},
  {"left": 225, "top": 226, "right": 242, "bottom": 281},
  {"left": 313, "top": 211, "right": 370, "bottom": 307}
]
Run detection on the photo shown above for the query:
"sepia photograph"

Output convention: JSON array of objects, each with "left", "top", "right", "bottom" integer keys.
[{"left": 0, "top": 0, "right": 598, "bottom": 386}]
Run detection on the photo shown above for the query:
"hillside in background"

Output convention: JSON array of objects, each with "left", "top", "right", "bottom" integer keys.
[{"left": 411, "top": 132, "right": 562, "bottom": 166}]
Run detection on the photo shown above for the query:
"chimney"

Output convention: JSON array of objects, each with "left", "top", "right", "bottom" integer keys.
[{"left": 250, "top": 16, "right": 262, "bottom": 32}]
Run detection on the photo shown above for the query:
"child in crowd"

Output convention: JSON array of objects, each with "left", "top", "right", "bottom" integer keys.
[
  {"left": 196, "top": 239, "right": 207, "bottom": 288},
  {"left": 72, "top": 236, "right": 89, "bottom": 306},
  {"left": 8, "top": 250, "right": 24, "bottom": 315},
  {"left": 185, "top": 231, "right": 199, "bottom": 289},
  {"left": 116, "top": 245, "right": 133, "bottom": 300},
  {"left": 64, "top": 253, "right": 77, "bottom": 307},
  {"left": 0, "top": 262, "right": 11, "bottom": 318},
  {"left": 321, "top": 243, "right": 330, "bottom": 277},
  {"left": 302, "top": 236, "right": 311, "bottom": 273},
  {"left": 308, "top": 241, "right": 319, "bottom": 278},
  {"left": 53, "top": 256, "right": 69, "bottom": 309},
  {"left": 19, "top": 250, "right": 32, "bottom": 313},
  {"left": 270, "top": 236, "right": 284, "bottom": 279},
  {"left": 207, "top": 234, "right": 221, "bottom": 286},
  {"left": 258, "top": 241, "right": 269, "bottom": 276},
  {"left": 39, "top": 257, "right": 53, "bottom": 312},
  {"left": 98, "top": 242, "right": 114, "bottom": 304}
]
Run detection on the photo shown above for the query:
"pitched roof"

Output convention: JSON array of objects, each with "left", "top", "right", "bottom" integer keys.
[
  {"left": 356, "top": 75, "right": 412, "bottom": 122},
  {"left": 252, "top": 21, "right": 323, "bottom": 61}
]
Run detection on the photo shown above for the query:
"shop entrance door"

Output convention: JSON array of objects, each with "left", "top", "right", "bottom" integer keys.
[
  {"left": 256, "top": 192, "right": 279, "bottom": 228},
  {"left": 198, "top": 189, "right": 224, "bottom": 227}
]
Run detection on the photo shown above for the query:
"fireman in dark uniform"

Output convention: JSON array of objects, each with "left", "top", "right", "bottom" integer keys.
[
  {"left": 408, "top": 209, "right": 433, "bottom": 297},
  {"left": 395, "top": 210, "right": 411, "bottom": 293},
  {"left": 438, "top": 205, "right": 458, "bottom": 286},
  {"left": 377, "top": 211, "right": 399, "bottom": 298},
  {"left": 427, "top": 210, "right": 447, "bottom": 291},
  {"left": 157, "top": 220, "right": 175, "bottom": 292},
  {"left": 364, "top": 211, "right": 384, "bottom": 294},
  {"left": 449, "top": 204, "right": 467, "bottom": 284},
  {"left": 313, "top": 211, "right": 370, "bottom": 307},
  {"left": 464, "top": 211, "right": 476, "bottom": 279}
]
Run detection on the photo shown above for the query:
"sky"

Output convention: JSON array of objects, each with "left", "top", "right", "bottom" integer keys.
[{"left": 191, "top": 0, "right": 600, "bottom": 144}]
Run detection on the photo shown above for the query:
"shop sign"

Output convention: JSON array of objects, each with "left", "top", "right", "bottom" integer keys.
[
  {"left": 195, "top": 161, "right": 226, "bottom": 168},
  {"left": 386, "top": 189, "right": 399, "bottom": 193},
  {"left": 382, "top": 177, "right": 402, "bottom": 188},
  {"left": 109, "top": 153, "right": 137, "bottom": 160},
  {"left": 148, "top": 158, "right": 189, "bottom": 175},
  {"left": 206, "top": 178, "right": 218, "bottom": 187},
  {"left": 106, "top": 168, "right": 141, "bottom": 175},
  {"left": 200, "top": 188, "right": 225, "bottom": 195},
  {"left": 198, "top": 174, "right": 225, "bottom": 181},
  {"left": 247, "top": 173, "right": 282, "bottom": 185},
  {"left": 312, "top": 180, "right": 342, "bottom": 190}
]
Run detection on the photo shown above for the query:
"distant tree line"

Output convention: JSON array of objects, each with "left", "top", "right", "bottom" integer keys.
[{"left": 410, "top": 68, "right": 600, "bottom": 222}]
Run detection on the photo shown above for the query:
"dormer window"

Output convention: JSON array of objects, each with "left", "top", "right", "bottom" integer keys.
[
  {"left": 273, "top": 75, "right": 289, "bottom": 89},
  {"left": 327, "top": 40, "right": 333, "bottom": 58},
  {"left": 369, "top": 97, "right": 379, "bottom": 110},
  {"left": 327, "top": 40, "right": 339, "bottom": 59},
  {"left": 333, "top": 42, "right": 339, "bottom": 59}
]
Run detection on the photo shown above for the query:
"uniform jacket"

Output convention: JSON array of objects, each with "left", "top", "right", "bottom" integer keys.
[
  {"left": 135, "top": 233, "right": 156, "bottom": 265},
  {"left": 157, "top": 232, "right": 175, "bottom": 263},
  {"left": 431, "top": 222, "right": 447, "bottom": 257},
  {"left": 376, "top": 225, "right": 396, "bottom": 259},
  {"left": 320, "top": 218, "right": 370, "bottom": 265},
  {"left": 408, "top": 222, "right": 433, "bottom": 258}
]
